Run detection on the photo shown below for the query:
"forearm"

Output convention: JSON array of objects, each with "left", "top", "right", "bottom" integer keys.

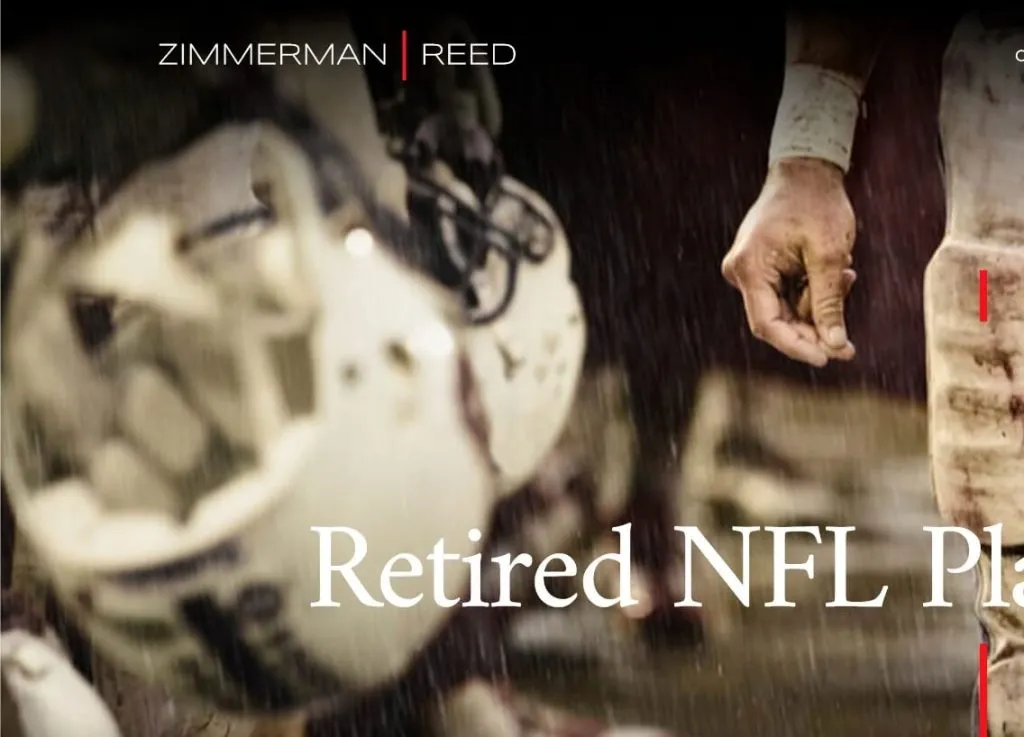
[
  {"left": 770, "top": 13, "right": 888, "bottom": 174},
  {"left": 785, "top": 13, "right": 887, "bottom": 93}
]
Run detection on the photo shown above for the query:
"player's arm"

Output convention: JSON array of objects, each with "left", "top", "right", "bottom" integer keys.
[
  {"left": 723, "top": 14, "right": 888, "bottom": 366},
  {"left": 786, "top": 13, "right": 886, "bottom": 88},
  {"left": 770, "top": 13, "right": 888, "bottom": 177}
]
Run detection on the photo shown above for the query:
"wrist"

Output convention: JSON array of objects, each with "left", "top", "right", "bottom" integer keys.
[
  {"left": 769, "top": 157, "right": 846, "bottom": 186},
  {"left": 768, "top": 63, "right": 862, "bottom": 174}
]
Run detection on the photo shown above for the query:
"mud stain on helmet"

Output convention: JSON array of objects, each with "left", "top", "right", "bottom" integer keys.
[
  {"left": 456, "top": 354, "right": 498, "bottom": 474},
  {"left": 339, "top": 362, "right": 361, "bottom": 386},
  {"left": 385, "top": 341, "right": 415, "bottom": 373},
  {"left": 496, "top": 341, "right": 522, "bottom": 380}
]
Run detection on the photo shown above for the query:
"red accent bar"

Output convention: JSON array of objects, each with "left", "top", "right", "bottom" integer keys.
[
  {"left": 979, "top": 642, "right": 989, "bottom": 737},
  {"left": 401, "top": 30, "right": 408, "bottom": 82},
  {"left": 979, "top": 269, "right": 989, "bottom": 322}
]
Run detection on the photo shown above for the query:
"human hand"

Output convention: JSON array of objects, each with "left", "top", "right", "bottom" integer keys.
[{"left": 722, "top": 158, "right": 858, "bottom": 367}]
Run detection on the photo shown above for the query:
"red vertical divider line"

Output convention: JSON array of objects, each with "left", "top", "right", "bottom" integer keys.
[
  {"left": 401, "top": 30, "right": 408, "bottom": 82},
  {"left": 979, "top": 642, "right": 988, "bottom": 737},
  {"left": 979, "top": 269, "right": 989, "bottom": 322}
]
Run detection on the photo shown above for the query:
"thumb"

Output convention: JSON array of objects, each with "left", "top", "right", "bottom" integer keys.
[{"left": 807, "top": 255, "right": 850, "bottom": 349}]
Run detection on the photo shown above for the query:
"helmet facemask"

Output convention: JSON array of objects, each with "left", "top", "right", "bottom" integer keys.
[
  {"left": 0, "top": 39, "right": 505, "bottom": 712},
  {"left": 2, "top": 120, "right": 475, "bottom": 566}
]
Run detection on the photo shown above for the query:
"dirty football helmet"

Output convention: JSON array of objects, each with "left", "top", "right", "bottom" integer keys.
[
  {"left": 0, "top": 17, "right": 585, "bottom": 715},
  {"left": 379, "top": 17, "right": 586, "bottom": 494},
  {"left": 403, "top": 155, "right": 586, "bottom": 494}
]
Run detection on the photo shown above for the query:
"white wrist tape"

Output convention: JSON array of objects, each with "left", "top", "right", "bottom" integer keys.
[{"left": 769, "top": 64, "right": 862, "bottom": 173}]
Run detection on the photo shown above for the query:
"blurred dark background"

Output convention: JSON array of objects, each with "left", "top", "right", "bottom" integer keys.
[
  {"left": 479, "top": 11, "right": 952, "bottom": 467},
  {"left": 2, "top": 0, "right": 957, "bottom": 607},
  {"left": 2, "top": 11, "right": 973, "bottom": 735},
  {"left": 3, "top": 10, "right": 955, "bottom": 455}
]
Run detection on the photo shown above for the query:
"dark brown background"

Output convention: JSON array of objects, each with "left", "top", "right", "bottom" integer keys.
[
  {"left": 0, "top": 10, "right": 975, "bottom": 736},
  {"left": 0, "top": 4, "right": 957, "bottom": 613},
  {"left": 485, "top": 12, "right": 955, "bottom": 464}
]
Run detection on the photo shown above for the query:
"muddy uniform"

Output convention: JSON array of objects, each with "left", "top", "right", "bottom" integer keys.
[{"left": 926, "top": 15, "right": 1024, "bottom": 737}]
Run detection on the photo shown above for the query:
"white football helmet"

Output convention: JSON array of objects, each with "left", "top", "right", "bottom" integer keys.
[
  {"left": 1, "top": 121, "right": 497, "bottom": 713},
  {"left": 405, "top": 159, "right": 586, "bottom": 494},
  {"left": 268, "top": 15, "right": 587, "bottom": 494},
  {"left": 0, "top": 19, "right": 585, "bottom": 716},
  {"left": 388, "top": 33, "right": 586, "bottom": 493}
]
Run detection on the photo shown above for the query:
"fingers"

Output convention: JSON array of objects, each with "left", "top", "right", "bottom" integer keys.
[
  {"left": 795, "top": 268, "right": 857, "bottom": 361},
  {"left": 725, "top": 254, "right": 857, "bottom": 366},
  {"left": 725, "top": 166, "right": 856, "bottom": 367},
  {"left": 740, "top": 283, "right": 829, "bottom": 367},
  {"left": 724, "top": 252, "right": 828, "bottom": 365},
  {"left": 842, "top": 268, "right": 857, "bottom": 292},
  {"left": 806, "top": 250, "right": 854, "bottom": 350},
  {"left": 795, "top": 268, "right": 855, "bottom": 318}
]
